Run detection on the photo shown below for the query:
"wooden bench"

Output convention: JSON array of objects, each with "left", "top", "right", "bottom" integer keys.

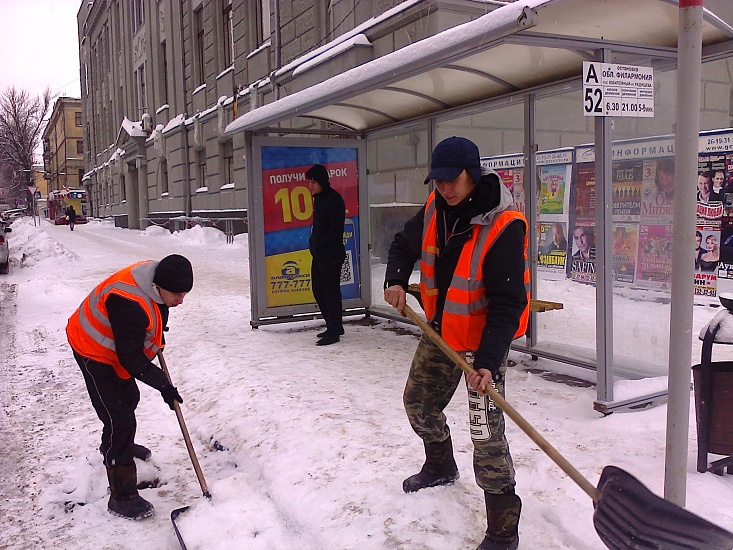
[{"left": 406, "top": 283, "right": 563, "bottom": 313}]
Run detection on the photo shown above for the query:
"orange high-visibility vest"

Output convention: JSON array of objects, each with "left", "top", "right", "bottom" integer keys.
[
  {"left": 419, "top": 192, "right": 530, "bottom": 352},
  {"left": 66, "top": 261, "right": 164, "bottom": 379}
]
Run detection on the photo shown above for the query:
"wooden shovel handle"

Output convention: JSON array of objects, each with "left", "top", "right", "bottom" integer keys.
[
  {"left": 158, "top": 351, "right": 211, "bottom": 499},
  {"left": 402, "top": 304, "right": 601, "bottom": 502}
]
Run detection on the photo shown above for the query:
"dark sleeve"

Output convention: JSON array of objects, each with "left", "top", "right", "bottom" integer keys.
[
  {"left": 106, "top": 294, "right": 170, "bottom": 391},
  {"left": 473, "top": 219, "right": 528, "bottom": 374},
  {"left": 384, "top": 205, "right": 426, "bottom": 290}
]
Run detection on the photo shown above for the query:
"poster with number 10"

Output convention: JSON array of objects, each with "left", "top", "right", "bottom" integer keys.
[{"left": 260, "top": 145, "right": 361, "bottom": 308}]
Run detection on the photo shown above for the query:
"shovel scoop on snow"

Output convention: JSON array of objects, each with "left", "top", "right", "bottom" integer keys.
[{"left": 402, "top": 304, "right": 733, "bottom": 550}]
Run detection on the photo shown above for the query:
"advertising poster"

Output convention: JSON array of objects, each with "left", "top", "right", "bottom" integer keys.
[
  {"left": 260, "top": 146, "right": 360, "bottom": 308},
  {"left": 612, "top": 160, "right": 642, "bottom": 222},
  {"left": 538, "top": 164, "right": 567, "bottom": 215},
  {"left": 538, "top": 221, "right": 568, "bottom": 279},
  {"left": 611, "top": 223, "right": 638, "bottom": 284},
  {"left": 573, "top": 163, "right": 596, "bottom": 225},
  {"left": 695, "top": 228, "right": 720, "bottom": 296},
  {"left": 482, "top": 154, "right": 526, "bottom": 214},
  {"left": 640, "top": 157, "right": 675, "bottom": 221},
  {"left": 636, "top": 223, "right": 673, "bottom": 290},
  {"left": 570, "top": 223, "right": 596, "bottom": 284}
]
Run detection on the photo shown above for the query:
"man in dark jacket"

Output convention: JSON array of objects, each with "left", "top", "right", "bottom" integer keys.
[
  {"left": 65, "top": 205, "right": 77, "bottom": 231},
  {"left": 67, "top": 254, "right": 192, "bottom": 520},
  {"left": 306, "top": 164, "right": 346, "bottom": 346},
  {"left": 384, "top": 137, "right": 528, "bottom": 550}
]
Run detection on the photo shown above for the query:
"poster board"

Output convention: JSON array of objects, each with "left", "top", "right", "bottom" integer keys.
[{"left": 250, "top": 137, "right": 370, "bottom": 325}]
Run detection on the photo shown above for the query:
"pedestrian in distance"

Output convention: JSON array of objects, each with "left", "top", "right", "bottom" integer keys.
[
  {"left": 66, "top": 254, "right": 193, "bottom": 520},
  {"left": 65, "top": 204, "right": 77, "bottom": 231},
  {"left": 306, "top": 164, "right": 346, "bottom": 346},
  {"left": 384, "top": 136, "right": 529, "bottom": 550}
]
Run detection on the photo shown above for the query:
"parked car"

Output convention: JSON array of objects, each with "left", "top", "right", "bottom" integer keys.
[
  {"left": 0, "top": 209, "right": 24, "bottom": 224},
  {"left": 54, "top": 213, "right": 88, "bottom": 225},
  {"left": 0, "top": 223, "right": 11, "bottom": 274}
]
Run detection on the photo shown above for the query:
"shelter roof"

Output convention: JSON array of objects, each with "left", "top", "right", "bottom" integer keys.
[{"left": 226, "top": 0, "right": 733, "bottom": 135}]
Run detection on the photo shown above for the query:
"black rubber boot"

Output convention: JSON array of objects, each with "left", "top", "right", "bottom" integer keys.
[
  {"left": 106, "top": 463, "right": 155, "bottom": 520},
  {"left": 476, "top": 492, "right": 521, "bottom": 550},
  {"left": 99, "top": 443, "right": 151, "bottom": 462},
  {"left": 402, "top": 437, "right": 459, "bottom": 493}
]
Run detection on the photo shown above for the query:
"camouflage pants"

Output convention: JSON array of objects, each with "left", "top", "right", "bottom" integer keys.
[{"left": 403, "top": 333, "right": 516, "bottom": 494}]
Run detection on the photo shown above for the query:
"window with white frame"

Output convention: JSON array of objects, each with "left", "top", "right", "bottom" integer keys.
[{"left": 222, "top": 0, "right": 234, "bottom": 68}]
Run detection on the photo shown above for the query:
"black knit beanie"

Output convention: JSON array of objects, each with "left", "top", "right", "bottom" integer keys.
[
  {"left": 305, "top": 164, "right": 330, "bottom": 190},
  {"left": 153, "top": 254, "right": 194, "bottom": 293}
]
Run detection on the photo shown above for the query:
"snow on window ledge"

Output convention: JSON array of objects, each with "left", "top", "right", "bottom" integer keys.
[
  {"left": 160, "top": 192, "right": 169, "bottom": 198},
  {"left": 220, "top": 183, "right": 235, "bottom": 190},
  {"left": 195, "top": 186, "right": 208, "bottom": 193}
]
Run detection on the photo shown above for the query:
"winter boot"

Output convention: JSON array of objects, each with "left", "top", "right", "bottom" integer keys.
[
  {"left": 132, "top": 444, "right": 152, "bottom": 461},
  {"left": 476, "top": 492, "right": 521, "bottom": 550},
  {"left": 402, "top": 437, "right": 459, "bottom": 493},
  {"left": 106, "top": 463, "right": 155, "bottom": 520}
]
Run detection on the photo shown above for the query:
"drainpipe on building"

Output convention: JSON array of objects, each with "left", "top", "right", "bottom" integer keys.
[
  {"left": 179, "top": 3, "right": 192, "bottom": 217},
  {"left": 273, "top": 0, "right": 281, "bottom": 101}
]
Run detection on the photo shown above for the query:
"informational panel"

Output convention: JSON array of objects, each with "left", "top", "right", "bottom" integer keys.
[
  {"left": 250, "top": 137, "right": 370, "bottom": 324},
  {"left": 582, "top": 62, "right": 654, "bottom": 117},
  {"left": 482, "top": 149, "right": 573, "bottom": 280}
]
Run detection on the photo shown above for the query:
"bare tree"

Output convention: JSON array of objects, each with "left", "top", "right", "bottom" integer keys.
[{"left": 0, "top": 86, "right": 52, "bottom": 202}]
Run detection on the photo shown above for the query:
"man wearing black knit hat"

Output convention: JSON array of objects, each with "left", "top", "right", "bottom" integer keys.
[
  {"left": 67, "top": 254, "right": 193, "bottom": 520},
  {"left": 306, "top": 164, "right": 346, "bottom": 346}
]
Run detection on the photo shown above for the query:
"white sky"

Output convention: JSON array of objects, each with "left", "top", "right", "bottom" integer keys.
[
  {"left": 0, "top": 0, "right": 82, "bottom": 100},
  {"left": 2, "top": 217, "right": 733, "bottom": 549}
]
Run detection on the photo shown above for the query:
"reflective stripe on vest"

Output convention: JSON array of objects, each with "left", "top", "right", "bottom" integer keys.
[
  {"left": 67, "top": 262, "right": 163, "bottom": 379},
  {"left": 420, "top": 191, "right": 530, "bottom": 352}
]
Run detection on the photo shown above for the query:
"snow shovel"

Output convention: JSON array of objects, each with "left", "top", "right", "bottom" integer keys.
[
  {"left": 402, "top": 304, "right": 733, "bottom": 550},
  {"left": 158, "top": 351, "right": 211, "bottom": 550}
]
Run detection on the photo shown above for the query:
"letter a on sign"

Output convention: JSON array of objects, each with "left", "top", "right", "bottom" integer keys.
[{"left": 584, "top": 63, "right": 599, "bottom": 84}]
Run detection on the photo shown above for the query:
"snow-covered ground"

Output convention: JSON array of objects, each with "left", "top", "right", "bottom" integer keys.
[{"left": 1, "top": 216, "right": 732, "bottom": 550}]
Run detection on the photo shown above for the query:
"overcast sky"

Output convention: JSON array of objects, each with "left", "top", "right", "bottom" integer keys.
[{"left": 1, "top": 0, "right": 82, "bottom": 101}]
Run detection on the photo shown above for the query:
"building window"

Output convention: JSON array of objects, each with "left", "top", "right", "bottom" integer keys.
[
  {"left": 161, "top": 41, "right": 169, "bottom": 105},
  {"left": 197, "top": 150, "right": 207, "bottom": 191},
  {"left": 133, "top": 0, "right": 144, "bottom": 33},
  {"left": 159, "top": 159, "right": 169, "bottom": 195},
  {"left": 77, "top": 140, "right": 84, "bottom": 155},
  {"left": 133, "top": 65, "right": 147, "bottom": 118},
  {"left": 78, "top": 169, "right": 84, "bottom": 188},
  {"left": 120, "top": 174, "right": 126, "bottom": 203},
  {"left": 221, "top": 140, "right": 233, "bottom": 187},
  {"left": 256, "top": 0, "right": 271, "bottom": 44},
  {"left": 75, "top": 112, "right": 82, "bottom": 126},
  {"left": 222, "top": 0, "right": 234, "bottom": 68},
  {"left": 194, "top": 8, "right": 205, "bottom": 86}
]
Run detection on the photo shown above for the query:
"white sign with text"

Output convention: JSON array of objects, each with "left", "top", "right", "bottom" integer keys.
[{"left": 583, "top": 62, "right": 654, "bottom": 118}]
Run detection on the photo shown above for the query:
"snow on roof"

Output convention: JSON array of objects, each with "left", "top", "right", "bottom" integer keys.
[
  {"left": 120, "top": 116, "right": 147, "bottom": 138},
  {"left": 293, "top": 34, "right": 372, "bottom": 77}
]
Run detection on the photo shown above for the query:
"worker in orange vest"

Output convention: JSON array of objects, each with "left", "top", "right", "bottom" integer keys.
[
  {"left": 384, "top": 137, "right": 529, "bottom": 550},
  {"left": 67, "top": 254, "right": 193, "bottom": 520}
]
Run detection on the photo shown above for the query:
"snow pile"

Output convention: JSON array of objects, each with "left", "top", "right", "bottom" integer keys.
[{"left": 7, "top": 218, "right": 79, "bottom": 267}]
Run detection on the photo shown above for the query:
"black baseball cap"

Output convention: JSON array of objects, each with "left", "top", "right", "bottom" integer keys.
[{"left": 424, "top": 136, "right": 482, "bottom": 185}]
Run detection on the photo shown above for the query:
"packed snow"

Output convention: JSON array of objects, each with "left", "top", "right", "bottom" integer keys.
[{"left": 1, "top": 216, "right": 732, "bottom": 550}]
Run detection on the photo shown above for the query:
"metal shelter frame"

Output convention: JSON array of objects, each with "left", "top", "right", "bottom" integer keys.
[{"left": 225, "top": 0, "right": 733, "bottom": 415}]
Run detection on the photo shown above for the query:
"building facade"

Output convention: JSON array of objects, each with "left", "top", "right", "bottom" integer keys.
[
  {"left": 76, "top": 0, "right": 517, "bottom": 230},
  {"left": 41, "top": 97, "right": 85, "bottom": 219}
]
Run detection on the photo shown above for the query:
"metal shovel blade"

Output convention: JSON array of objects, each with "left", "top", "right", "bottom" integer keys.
[
  {"left": 593, "top": 466, "right": 733, "bottom": 550},
  {"left": 171, "top": 506, "right": 190, "bottom": 550}
]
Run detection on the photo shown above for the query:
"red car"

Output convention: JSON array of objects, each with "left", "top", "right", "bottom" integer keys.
[{"left": 55, "top": 214, "right": 88, "bottom": 225}]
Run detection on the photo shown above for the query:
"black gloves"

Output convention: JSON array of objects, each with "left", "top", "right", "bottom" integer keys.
[{"left": 160, "top": 385, "right": 183, "bottom": 410}]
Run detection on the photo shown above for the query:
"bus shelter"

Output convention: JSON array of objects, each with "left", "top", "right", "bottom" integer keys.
[{"left": 226, "top": 0, "right": 733, "bottom": 414}]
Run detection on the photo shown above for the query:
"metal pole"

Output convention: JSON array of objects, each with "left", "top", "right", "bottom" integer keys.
[
  {"left": 665, "top": 0, "right": 703, "bottom": 506},
  {"left": 595, "top": 49, "right": 614, "bottom": 404}
]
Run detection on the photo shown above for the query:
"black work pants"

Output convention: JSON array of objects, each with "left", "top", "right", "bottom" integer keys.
[
  {"left": 311, "top": 254, "right": 344, "bottom": 335},
  {"left": 74, "top": 351, "right": 139, "bottom": 467}
]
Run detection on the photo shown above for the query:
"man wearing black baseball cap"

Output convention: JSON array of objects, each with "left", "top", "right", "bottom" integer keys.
[
  {"left": 67, "top": 254, "right": 193, "bottom": 520},
  {"left": 384, "top": 137, "right": 529, "bottom": 550}
]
